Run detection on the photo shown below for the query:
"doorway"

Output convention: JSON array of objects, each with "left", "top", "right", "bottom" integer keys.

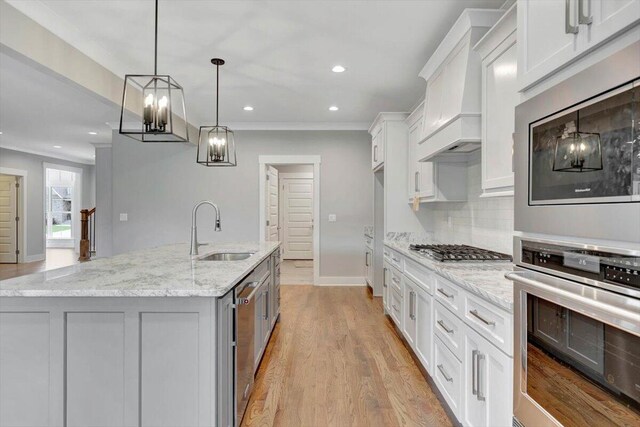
[
  {"left": 259, "top": 156, "right": 320, "bottom": 286},
  {"left": 0, "top": 174, "right": 19, "bottom": 263},
  {"left": 44, "top": 164, "right": 82, "bottom": 253}
]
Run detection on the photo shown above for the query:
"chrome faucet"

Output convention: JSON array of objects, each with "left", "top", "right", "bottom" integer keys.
[{"left": 190, "top": 201, "right": 221, "bottom": 256}]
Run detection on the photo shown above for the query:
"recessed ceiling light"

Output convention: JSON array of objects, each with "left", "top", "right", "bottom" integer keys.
[
  {"left": 53, "top": 145, "right": 62, "bottom": 149},
  {"left": 329, "top": 106, "right": 339, "bottom": 111},
  {"left": 0, "top": 132, "right": 3, "bottom": 135},
  {"left": 88, "top": 131, "right": 98, "bottom": 135},
  {"left": 332, "top": 65, "right": 346, "bottom": 73},
  {"left": 243, "top": 106, "right": 254, "bottom": 111}
]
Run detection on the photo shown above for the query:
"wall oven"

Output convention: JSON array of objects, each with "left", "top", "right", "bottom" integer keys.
[{"left": 508, "top": 237, "right": 640, "bottom": 427}]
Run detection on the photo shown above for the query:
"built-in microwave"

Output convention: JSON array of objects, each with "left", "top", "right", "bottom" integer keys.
[{"left": 529, "top": 79, "right": 639, "bottom": 206}]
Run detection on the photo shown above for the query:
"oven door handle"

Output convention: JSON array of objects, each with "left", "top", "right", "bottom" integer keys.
[{"left": 505, "top": 271, "right": 640, "bottom": 336}]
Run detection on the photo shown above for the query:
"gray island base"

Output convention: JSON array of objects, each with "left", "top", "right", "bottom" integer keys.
[{"left": 0, "top": 242, "right": 281, "bottom": 427}]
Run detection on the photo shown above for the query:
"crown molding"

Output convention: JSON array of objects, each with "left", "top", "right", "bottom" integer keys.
[
  {"left": 0, "top": 143, "right": 95, "bottom": 165},
  {"left": 224, "top": 122, "right": 370, "bottom": 131}
]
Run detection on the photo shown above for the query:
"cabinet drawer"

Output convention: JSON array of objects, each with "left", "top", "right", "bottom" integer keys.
[
  {"left": 435, "top": 300, "right": 464, "bottom": 359},
  {"left": 383, "top": 247, "right": 391, "bottom": 261},
  {"left": 434, "top": 335, "right": 462, "bottom": 420},
  {"left": 464, "top": 292, "right": 512, "bottom": 356},
  {"left": 389, "top": 266, "right": 403, "bottom": 294},
  {"left": 390, "top": 287, "right": 403, "bottom": 328},
  {"left": 365, "top": 237, "right": 373, "bottom": 250},
  {"left": 434, "top": 276, "right": 463, "bottom": 316},
  {"left": 389, "top": 250, "right": 404, "bottom": 271},
  {"left": 404, "top": 258, "right": 435, "bottom": 295},
  {"left": 254, "top": 258, "right": 270, "bottom": 280}
]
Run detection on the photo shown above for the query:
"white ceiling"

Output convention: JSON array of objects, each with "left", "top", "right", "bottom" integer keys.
[
  {"left": 7, "top": 0, "right": 505, "bottom": 128},
  {"left": 0, "top": 52, "right": 116, "bottom": 164}
]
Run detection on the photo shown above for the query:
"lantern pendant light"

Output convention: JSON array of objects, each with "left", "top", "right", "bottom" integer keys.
[
  {"left": 552, "top": 110, "right": 603, "bottom": 173},
  {"left": 197, "top": 58, "right": 237, "bottom": 167},
  {"left": 119, "top": 0, "right": 189, "bottom": 143}
]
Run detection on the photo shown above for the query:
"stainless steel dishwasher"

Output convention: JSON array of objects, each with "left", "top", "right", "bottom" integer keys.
[{"left": 235, "top": 277, "right": 259, "bottom": 425}]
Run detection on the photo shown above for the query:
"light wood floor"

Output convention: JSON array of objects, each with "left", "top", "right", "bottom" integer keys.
[
  {"left": 280, "top": 260, "right": 314, "bottom": 285},
  {"left": 0, "top": 248, "right": 79, "bottom": 281},
  {"left": 242, "top": 285, "right": 452, "bottom": 427}
]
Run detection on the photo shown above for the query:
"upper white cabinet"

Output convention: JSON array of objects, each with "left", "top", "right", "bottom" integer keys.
[
  {"left": 416, "top": 9, "right": 504, "bottom": 162},
  {"left": 518, "top": 0, "right": 640, "bottom": 92},
  {"left": 406, "top": 103, "right": 436, "bottom": 200},
  {"left": 371, "top": 124, "right": 384, "bottom": 170},
  {"left": 474, "top": 5, "right": 518, "bottom": 197}
]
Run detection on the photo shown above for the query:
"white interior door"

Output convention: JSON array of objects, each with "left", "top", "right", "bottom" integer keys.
[
  {"left": 265, "top": 166, "right": 279, "bottom": 242},
  {"left": 283, "top": 178, "right": 313, "bottom": 260},
  {"left": 0, "top": 175, "right": 18, "bottom": 263}
]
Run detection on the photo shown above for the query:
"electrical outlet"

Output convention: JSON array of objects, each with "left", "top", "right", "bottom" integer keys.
[
  {"left": 328, "top": 214, "right": 337, "bottom": 222},
  {"left": 120, "top": 213, "right": 128, "bottom": 222}
]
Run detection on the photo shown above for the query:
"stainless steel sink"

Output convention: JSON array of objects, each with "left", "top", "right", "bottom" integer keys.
[{"left": 198, "top": 252, "right": 254, "bottom": 261}]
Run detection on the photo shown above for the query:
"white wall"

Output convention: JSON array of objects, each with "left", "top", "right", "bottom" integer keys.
[
  {"left": 419, "top": 151, "right": 514, "bottom": 254},
  {"left": 109, "top": 130, "right": 372, "bottom": 277},
  {"left": 0, "top": 148, "right": 95, "bottom": 259},
  {"left": 274, "top": 164, "right": 313, "bottom": 174}
]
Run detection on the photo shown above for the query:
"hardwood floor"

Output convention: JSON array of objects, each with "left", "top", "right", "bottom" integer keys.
[
  {"left": 0, "top": 248, "right": 79, "bottom": 281},
  {"left": 242, "top": 285, "right": 452, "bottom": 427}
]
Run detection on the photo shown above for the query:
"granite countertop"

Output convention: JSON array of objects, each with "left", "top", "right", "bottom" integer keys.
[
  {"left": 385, "top": 241, "right": 514, "bottom": 312},
  {"left": 0, "top": 242, "right": 280, "bottom": 298}
]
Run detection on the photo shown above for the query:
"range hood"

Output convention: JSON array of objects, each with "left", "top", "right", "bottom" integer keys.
[{"left": 416, "top": 9, "right": 503, "bottom": 162}]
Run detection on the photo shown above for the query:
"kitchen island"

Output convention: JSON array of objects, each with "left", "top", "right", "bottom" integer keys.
[{"left": 0, "top": 241, "right": 280, "bottom": 427}]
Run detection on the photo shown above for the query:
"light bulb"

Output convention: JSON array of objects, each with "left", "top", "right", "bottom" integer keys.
[
  {"left": 144, "top": 93, "right": 154, "bottom": 107},
  {"left": 209, "top": 138, "right": 214, "bottom": 146},
  {"left": 213, "top": 137, "right": 225, "bottom": 146},
  {"left": 158, "top": 96, "right": 168, "bottom": 108},
  {"left": 569, "top": 144, "right": 575, "bottom": 152},
  {"left": 580, "top": 142, "right": 586, "bottom": 151}
]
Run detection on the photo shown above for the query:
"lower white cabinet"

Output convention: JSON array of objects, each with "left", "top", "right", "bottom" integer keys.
[
  {"left": 390, "top": 286, "right": 403, "bottom": 328},
  {"left": 382, "top": 261, "right": 392, "bottom": 313},
  {"left": 434, "top": 336, "right": 463, "bottom": 419},
  {"left": 462, "top": 325, "right": 513, "bottom": 427},
  {"left": 403, "top": 277, "right": 418, "bottom": 348},
  {"left": 413, "top": 284, "right": 434, "bottom": 375},
  {"left": 365, "top": 243, "right": 374, "bottom": 288}
]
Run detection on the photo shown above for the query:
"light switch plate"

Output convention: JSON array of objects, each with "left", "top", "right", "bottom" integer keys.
[
  {"left": 120, "top": 213, "right": 128, "bottom": 221},
  {"left": 328, "top": 214, "right": 337, "bottom": 222}
]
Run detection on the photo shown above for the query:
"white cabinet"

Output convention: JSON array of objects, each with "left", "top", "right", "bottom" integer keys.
[
  {"left": 403, "top": 277, "right": 418, "bottom": 348},
  {"left": 475, "top": 4, "right": 518, "bottom": 197},
  {"left": 518, "top": 0, "right": 640, "bottom": 91},
  {"left": 414, "top": 284, "right": 434, "bottom": 375},
  {"left": 382, "top": 261, "right": 392, "bottom": 313},
  {"left": 365, "top": 240, "right": 373, "bottom": 288},
  {"left": 462, "top": 325, "right": 513, "bottom": 427},
  {"left": 407, "top": 106, "right": 436, "bottom": 201},
  {"left": 371, "top": 125, "right": 384, "bottom": 170}
]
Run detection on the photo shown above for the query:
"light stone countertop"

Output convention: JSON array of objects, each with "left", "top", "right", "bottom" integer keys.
[
  {"left": 0, "top": 241, "right": 280, "bottom": 298},
  {"left": 385, "top": 241, "right": 515, "bottom": 312}
]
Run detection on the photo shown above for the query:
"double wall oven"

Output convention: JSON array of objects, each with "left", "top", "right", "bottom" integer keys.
[{"left": 510, "top": 41, "right": 640, "bottom": 427}]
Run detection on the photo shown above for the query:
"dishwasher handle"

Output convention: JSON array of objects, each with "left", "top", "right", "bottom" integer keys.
[{"left": 236, "top": 281, "right": 260, "bottom": 305}]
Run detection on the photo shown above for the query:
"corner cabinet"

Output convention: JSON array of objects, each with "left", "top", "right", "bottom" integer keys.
[
  {"left": 517, "top": 0, "right": 640, "bottom": 92},
  {"left": 474, "top": 4, "right": 518, "bottom": 197}
]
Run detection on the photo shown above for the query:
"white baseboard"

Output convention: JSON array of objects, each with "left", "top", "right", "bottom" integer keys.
[
  {"left": 316, "top": 276, "right": 366, "bottom": 286},
  {"left": 24, "top": 253, "right": 45, "bottom": 262}
]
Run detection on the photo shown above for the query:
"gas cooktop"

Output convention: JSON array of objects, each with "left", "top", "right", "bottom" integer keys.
[{"left": 409, "top": 244, "right": 513, "bottom": 262}]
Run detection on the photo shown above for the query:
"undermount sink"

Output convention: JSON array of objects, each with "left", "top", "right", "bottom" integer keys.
[{"left": 198, "top": 252, "right": 254, "bottom": 261}]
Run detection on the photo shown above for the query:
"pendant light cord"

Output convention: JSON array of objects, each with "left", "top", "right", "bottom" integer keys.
[
  {"left": 215, "top": 63, "right": 219, "bottom": 126},
  {"left": 154, "top": 0, "right": 158, "bottom": 75}
]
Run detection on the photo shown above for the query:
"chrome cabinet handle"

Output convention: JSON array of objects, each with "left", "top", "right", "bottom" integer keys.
[
  {"left": 374, "top": 145, "right": 378, "bottom": 162},
  {"left": 365, "top": 252, "right": 370, "bottom": 267},
  {"left": 392, "top": 277, "right": 400, "bottom": 285},
  {"left": 383, "top": 267, "right": 387, "bottom": 288},
  {"left": 437, "top": 319, "right": 454, "bottom": 334},
  {"left": 578, "top": 0, "right": 592, "bottom": 25},
  {"left": 470, "top": 309, "right": 495, "bottom": 326},
  {"left": 472, "top": 350, "right": 478, "bottom": 396},
  {"left": 476, "top": 352, "right": 486, "bottom": 401},
  {"left": 566, "top": 0, "right": 579, "bottom": 34},
  {"left": 437, "top": 288, "right": 453, "bottom": 299},
  {"left": 409, "top": 291, "right": 416, "bottom": 320},
  {"left": 437, "top": 364, "right": 453, "bottom": 382},
  {"left": 392, "top": 256, "right": 400, "bottom": 263},
  {"left": 414, "top": 171, "right": 419, "bottom": 193},
  {"left": 392, "top": 304, "right": 399, "bottom": 312}
]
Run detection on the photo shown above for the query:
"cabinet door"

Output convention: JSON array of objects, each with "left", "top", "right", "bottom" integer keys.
[
  {"left": 518, "top": 0, "right": 580, "bottom": 91},
  {"left": 371, "top": 127, "right": 384, "bottom": 170},
  {"left": 403, "top": 278, "right": 417, "bottom": 348},
  {"left": 382, "top": 263, "right": 391, "bottom": 313},
  {"left": 586, "top": 0, "right": 640, "bottom": 50},
  {"left": 482, "top": 36, "right": 517, "bottom": 196},
  {"left": 463, "top": 326, "right": 513, "bottom": 427},
  {"left": 216, "top": 291, "right": 235, "bottom": 427},
  {"left": 414, "top": 286, "right": 433, "bottom": 374},
  {"left": 407, "top": 121, "right": 421, "bottom": 199},
  {"left": 422, "top": 70, "right": 445, "bottom": 138},
  {"left": 254, "top": 288, "right": 265, "bottom": 369},
  {"left": 419, "top": 161, "right": 435, "bottom": 198}
]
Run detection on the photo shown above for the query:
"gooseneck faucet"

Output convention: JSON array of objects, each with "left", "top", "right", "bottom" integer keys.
[{"left": 190, "top": 201, "right": 221, "bottom": 256}]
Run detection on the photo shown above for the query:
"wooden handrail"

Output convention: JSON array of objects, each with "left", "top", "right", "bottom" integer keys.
[{"left": 79, "top": 207, "right": 96, "bottom": 261}]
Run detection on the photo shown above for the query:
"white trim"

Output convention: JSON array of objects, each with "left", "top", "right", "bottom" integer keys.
[
  {"left": 316, "top": 277, "right": 366, "bottom": 286},
  {"left": 0, "top": 143, "right": 95, "bottom": 165},
  {"left": 24, "top": 253, "right": 45, "bottom": 263},
  {"left": 259, "top": 155, "right": 321, "bottom": 286},
  {"left": 43, "top": 163, "right": 83, "bottom": 254},
  {"left": 0, "top": 167, "right": 28, "bottom": 263},
  {"left": 226, "top": 122, "right": 370, "bottom": 131},
  {"left": 279, "top": 172, "right": 313, "bottom": 179}
]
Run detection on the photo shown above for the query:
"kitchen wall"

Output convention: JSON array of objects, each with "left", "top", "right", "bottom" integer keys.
[
  {"left": 109, "top": 130, "right": 372, "bottom": 279},
  {"left": 0, "top": 148, "right": 96, "bottom": 260},
  {"left": 420, "top": 151, "right": 514, "bottom": 254}
]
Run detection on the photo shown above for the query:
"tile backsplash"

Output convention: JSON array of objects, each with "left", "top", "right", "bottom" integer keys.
[{"left": 420, "top": 152, "right": 514, "bottom": 255}]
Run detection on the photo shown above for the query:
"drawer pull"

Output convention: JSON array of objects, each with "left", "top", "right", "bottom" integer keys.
[
  {"left": 392, "top": 277, "right": 400, "bottom": 285},
  {"left": 437, "top": 364, "right": 453, "bottom": 382},
  {"left": 437, "top": 288, "right": 453, "bottom": 299},
  {"left": 437, "top": 319, "right": 454, "bottom": 334},
  {"left": 392, "top": 257, "right": 400, "bottom": 263},
  {"left": 392, "top": 304, "right": 399, "bottom": 312},
  {"left": 470, "top": 309, "right": 495, "bottom": 326},
  {"left": 383, "top": 267, "right": 387, "bottom": 288}
]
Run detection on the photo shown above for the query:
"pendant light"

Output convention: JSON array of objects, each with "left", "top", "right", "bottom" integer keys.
[
  {"left": 197, "top": 58, "right": 237, "bottom": 167},
  {"left": 552, "top": 111, "right": 602, "bottom": 173},
  {"left": 119, "top": 0, "right": 189, "bottom": 143}
]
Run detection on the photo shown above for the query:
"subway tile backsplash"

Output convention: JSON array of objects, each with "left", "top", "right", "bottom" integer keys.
[{"left": 420, "top": 153, "right": 514, "bottom": 255}]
